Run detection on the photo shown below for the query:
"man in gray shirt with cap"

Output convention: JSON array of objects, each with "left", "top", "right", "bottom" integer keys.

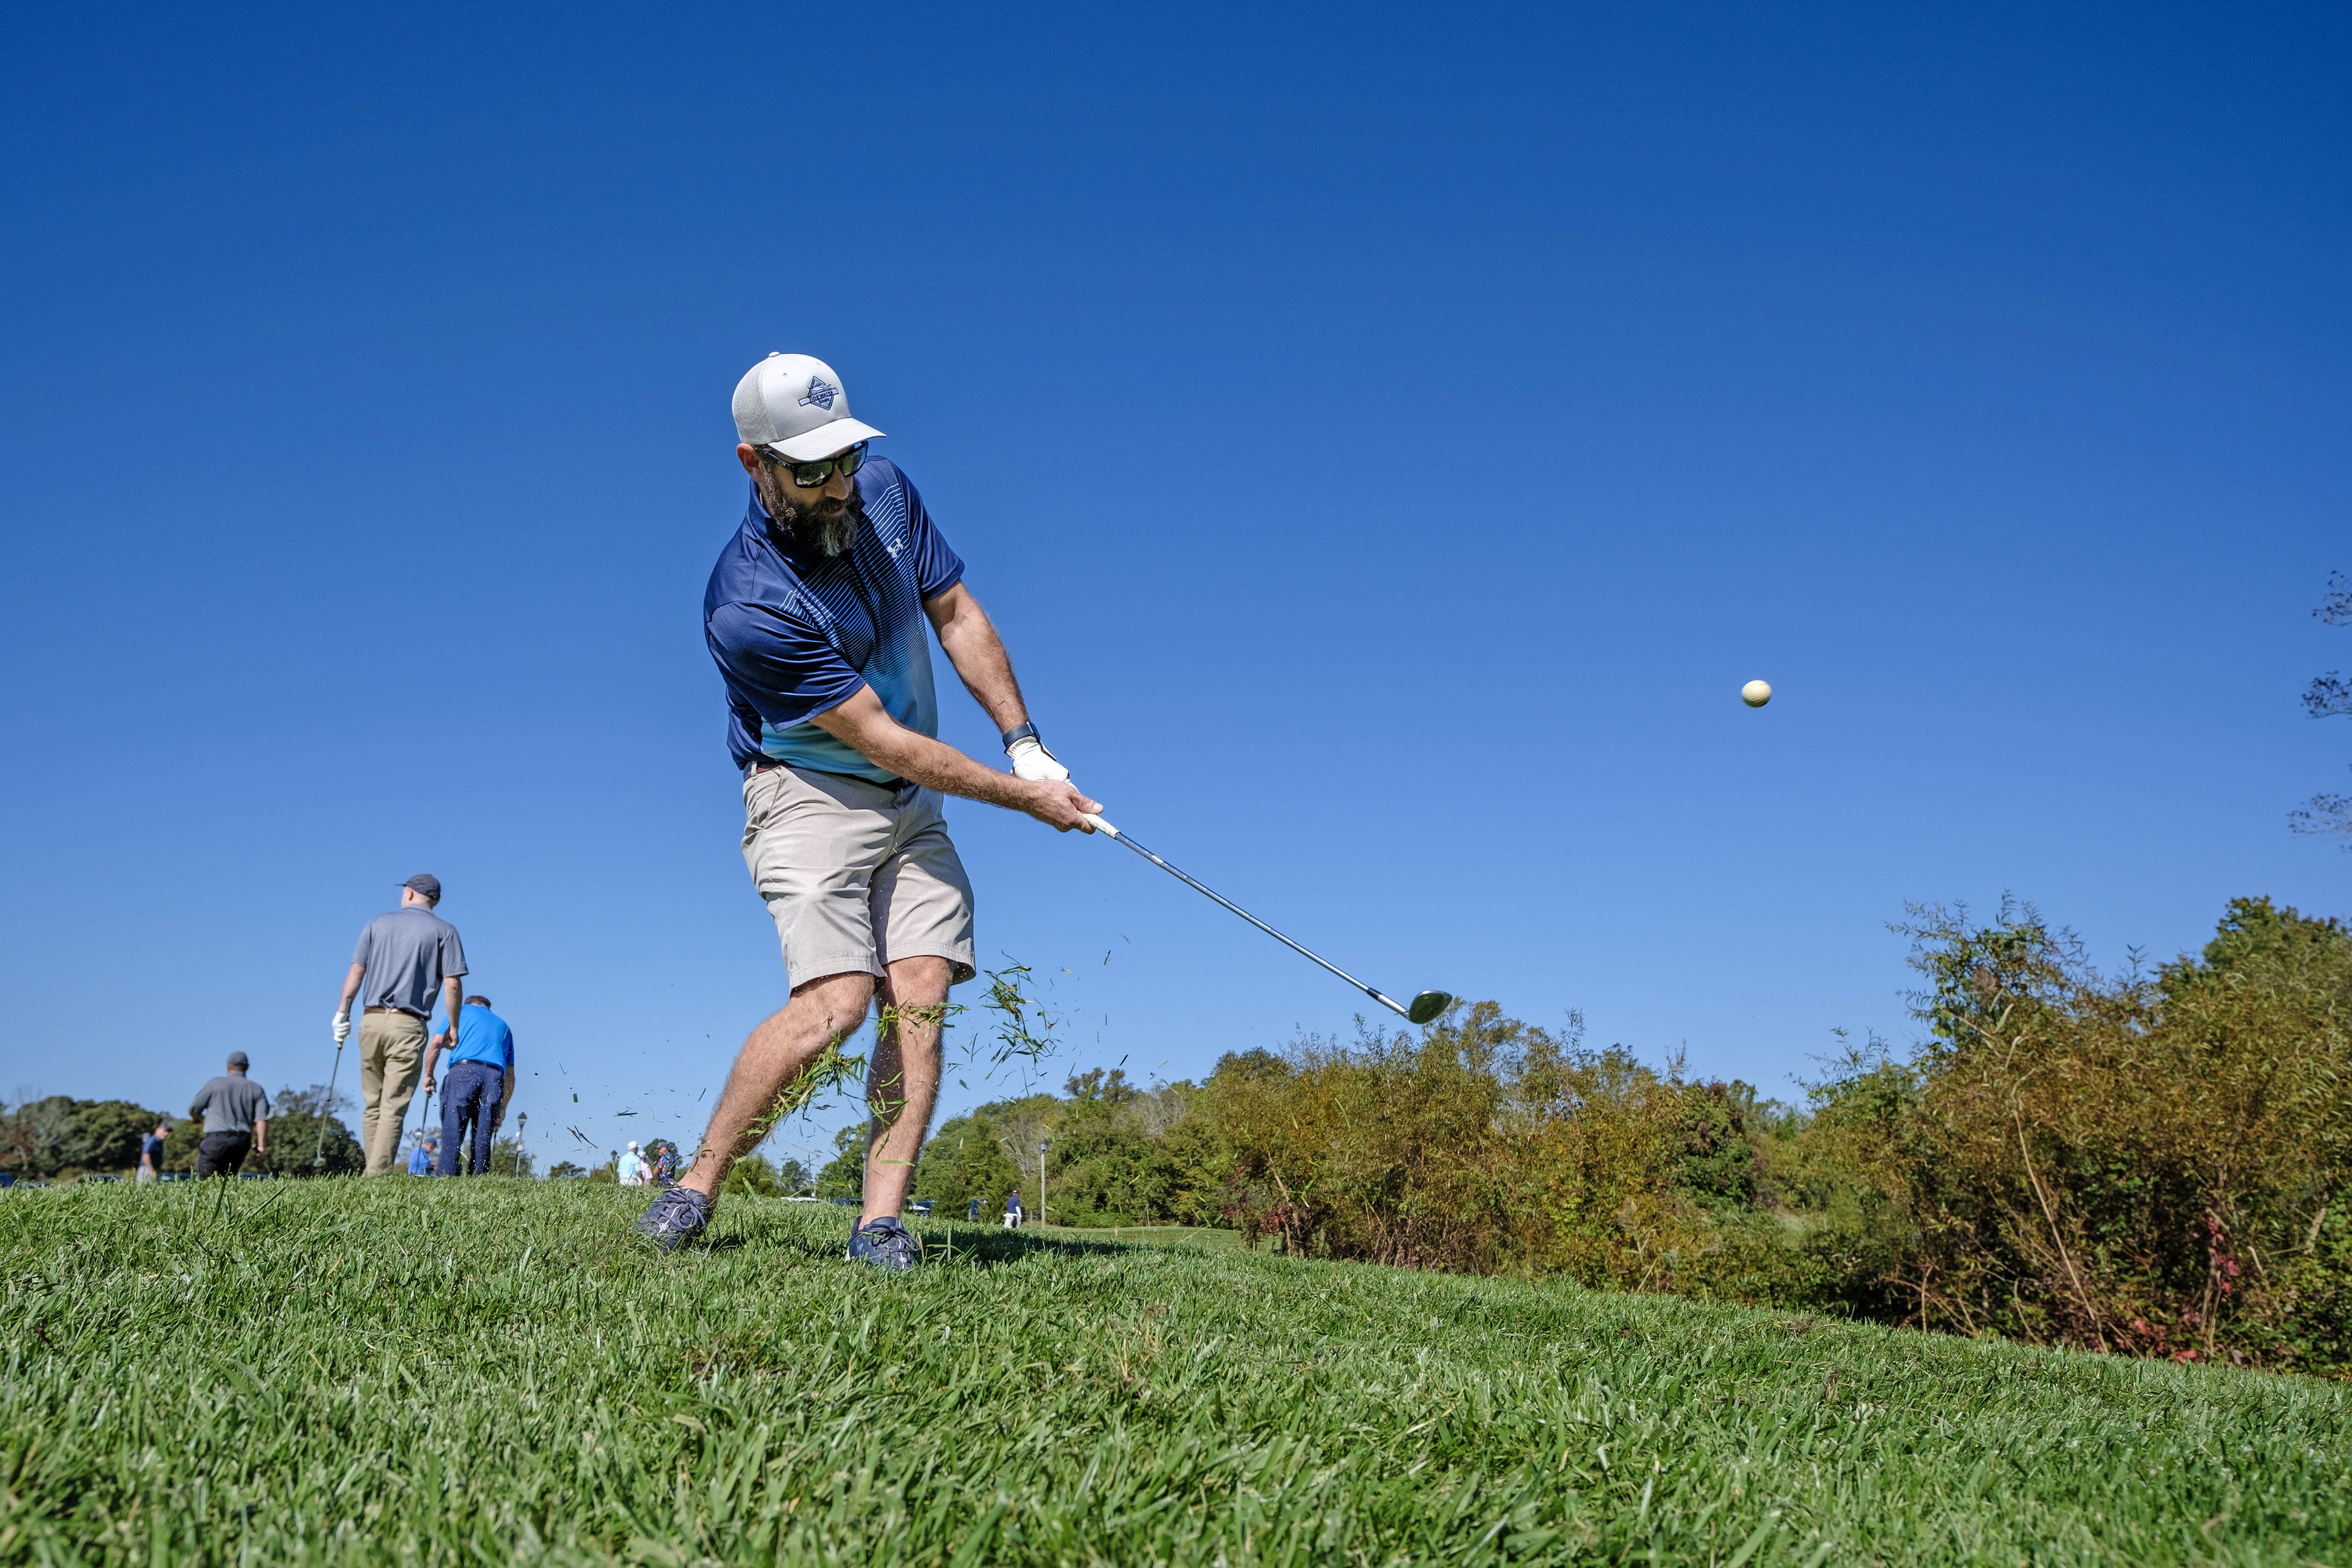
[
  {"left": 188, "top": 1052, "right": 271, "bottom": 1177},
  {"left": 333, "top": 874, "right": 468, "bottom": 1176}
]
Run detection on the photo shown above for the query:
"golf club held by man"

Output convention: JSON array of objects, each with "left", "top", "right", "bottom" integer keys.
[{"left": 634, "top": 353, "right": 1099, "bottom": 1264}]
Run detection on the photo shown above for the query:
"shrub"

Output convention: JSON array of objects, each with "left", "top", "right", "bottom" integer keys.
[
  {"left": 266, "top": 1085, "right": 364, "bottom": 1177},
  {"left": 1205, "top": 1005, "right": 1786, "bottom": 1292},
  {"left": 913, "top": 1101, "right": 1037, "bottom": 1214},
  {"left": 722, "top": 1154, "right": 783, "bottom": 1197},
  {"left": 814, "top": 1123, "right": 865, "bottom": 1200},
  {"left": 1797, "top": 897, "right": 2352, "bottom": 1372}
]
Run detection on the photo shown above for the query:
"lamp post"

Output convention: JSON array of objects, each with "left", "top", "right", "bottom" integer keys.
[
  {"left": 1038, "top": 1137, "right": 1050, "bottom": 1228},
  {"left": 513, "top": 1111, "right": 529, "bottom": 1177}
]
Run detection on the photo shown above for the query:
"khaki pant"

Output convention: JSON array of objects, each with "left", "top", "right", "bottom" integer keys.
[{"left": 359, "top": 1010, "right": 428, "bottom": 1176}]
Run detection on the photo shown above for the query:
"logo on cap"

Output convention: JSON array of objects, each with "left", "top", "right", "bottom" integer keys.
[{"left": 798, "top": 376, "right": 839, "bottom": 411}]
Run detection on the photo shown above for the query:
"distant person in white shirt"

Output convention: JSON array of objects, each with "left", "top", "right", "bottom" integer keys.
[{"left": 617, "top": 1142, "right": 650, "bottom": 1186}]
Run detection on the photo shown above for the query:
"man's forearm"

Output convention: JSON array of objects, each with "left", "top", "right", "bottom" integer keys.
[
  {"left": 929, "top": 586, "right": 1029, "bottom": 737},
  {"left": 253, "top": 1118, "right": 267, "bottom": 1154},
  {"left": 938, "top": 625, "right": 1026, "bottom": 737},
  {"left": 858, "top": 727, "right": 1044, "bottom": 809},
  {"left": 808, "top": 687, "right": 1097, "bottom": 831}
]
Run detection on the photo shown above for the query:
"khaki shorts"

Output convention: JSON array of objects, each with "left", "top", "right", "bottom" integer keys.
[{"left": 742, "top": 764, "right": 977, "bottom": 990}]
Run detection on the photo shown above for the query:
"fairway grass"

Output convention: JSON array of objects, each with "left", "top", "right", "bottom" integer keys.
[{"left": 4, "top": 1182, "right": 2347, "bottom": 1565}]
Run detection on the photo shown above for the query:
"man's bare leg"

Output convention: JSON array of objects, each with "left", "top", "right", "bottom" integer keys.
[
  {"left": 861, "top": 956, "right": 949, "bottom": 1224},
  {"left": 679, "top": 969, "right": 875, "bottom": 1198}
]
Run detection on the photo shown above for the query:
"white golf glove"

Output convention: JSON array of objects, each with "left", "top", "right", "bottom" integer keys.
[
  {"left": 332, "top": 1011, "right": 352, "bottom": 1045},
  {"left": 1007, "top": 736, "right": 1069, "bottom": 783}
]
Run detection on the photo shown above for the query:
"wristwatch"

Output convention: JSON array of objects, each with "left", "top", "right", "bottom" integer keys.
[{"left": 1001, "top": 721, "right": 1040, "bottom": 752}]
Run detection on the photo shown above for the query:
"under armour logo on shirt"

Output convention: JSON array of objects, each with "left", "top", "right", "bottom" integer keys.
[{"left": 798, "top": 377, "right": 839, "bottom": 411}]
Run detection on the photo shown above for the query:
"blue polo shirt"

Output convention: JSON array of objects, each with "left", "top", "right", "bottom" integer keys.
[
  {"left": 703, "top": 458, "right": 966, "bottom": 780},
  {"left": 440, "top": 1004, "right": 514, "bottom": 1073}
]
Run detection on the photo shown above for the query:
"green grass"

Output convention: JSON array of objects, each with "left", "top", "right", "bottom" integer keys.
[
  {"left": 1021, "top": 1223, "right": 1243, "bottom": 1250},
  {"left": 4, "top": 1181, "right": 2348, "bottom": 1565}
]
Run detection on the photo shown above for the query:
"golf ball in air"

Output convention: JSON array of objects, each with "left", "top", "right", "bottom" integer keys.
[{"left": 1741, "top": 679, "right": 1772, "bottom": 708}]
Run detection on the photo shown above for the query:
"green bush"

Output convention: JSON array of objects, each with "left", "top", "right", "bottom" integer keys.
[
  {"left": 813, "top": 1123, "right": 865, "bottom": 1200},
  {"left": 264, "top": 1087, "right": 365, "bottom": 1177},
  {"left": 913, "top": 1107, "right": 1025, "bottom": 1212},
  {"left": 1793, "top": 896, "right": 2352, "bottom": 1373},
  {"left": 722, "top": 1154, "right": 783, "bottom": 1197},
  {"left": 1202, "top": 1005, "right": 1781, "bottom": 1291}
]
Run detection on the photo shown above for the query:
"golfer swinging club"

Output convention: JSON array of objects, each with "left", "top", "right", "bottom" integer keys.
[{"left": 634, "top": 352, "right": 1100, "bottom": 1265}]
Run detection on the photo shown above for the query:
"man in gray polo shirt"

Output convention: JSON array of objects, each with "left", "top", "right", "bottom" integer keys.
[
  {"left": 188, "top": 1052, "right": 271, "bottom": 1177},
  {"left": 333, "top": 873, "right": 469, "bottom": 1176}
]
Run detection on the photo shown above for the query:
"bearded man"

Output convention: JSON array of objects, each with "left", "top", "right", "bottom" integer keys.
[{"left": 633, "top": 353, "right": 1100, "bottom": 1267}]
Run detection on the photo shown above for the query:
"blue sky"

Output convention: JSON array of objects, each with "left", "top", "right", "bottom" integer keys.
[{"left": 3, "top": 3, "right": 2347, "bottom": 1172}]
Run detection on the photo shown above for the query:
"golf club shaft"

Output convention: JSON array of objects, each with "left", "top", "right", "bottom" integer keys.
[
  {"left": 1081, "top": 815, "right": 1412, "bottom": 1018},
  {"left": 312, "top": 1036, "right": 346, "bottom": 1168}
]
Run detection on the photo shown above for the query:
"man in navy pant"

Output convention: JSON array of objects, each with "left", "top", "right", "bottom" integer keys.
[{"left": 422, "top": 995, "right": 516, "bottom": 1176}]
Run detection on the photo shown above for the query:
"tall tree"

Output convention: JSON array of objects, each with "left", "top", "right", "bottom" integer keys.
[{"left": 2291, "top": 571, "right": 2352, "bottom": 849}]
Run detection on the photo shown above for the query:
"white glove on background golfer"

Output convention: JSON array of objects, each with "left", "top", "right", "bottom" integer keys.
[
  {"left": 1007, "top": 737, "right": 1069, "bottom": 782},
  {"left": 332, "top": 1011, "right": 351, "bottom": 1045}
]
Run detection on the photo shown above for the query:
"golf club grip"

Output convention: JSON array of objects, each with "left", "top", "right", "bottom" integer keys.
[{"left": 1086, "top": 817, "right": 1407, "bottom": 1017}]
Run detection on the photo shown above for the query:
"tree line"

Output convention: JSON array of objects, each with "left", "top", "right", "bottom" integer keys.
[
  {"left": 885, "top": 894, "right": 2349, "bottom": 1375},
  {"left": 0, "top": 1085, "right": 555, "bottom": 1180},
  {"left": 0, "top": 1084, "right": 366, "bottom": 1179}
]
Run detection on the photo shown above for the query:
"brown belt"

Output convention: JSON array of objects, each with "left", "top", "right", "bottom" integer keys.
[{"left": 362, "top": 1006, "right": 420, "bottom": 1016}]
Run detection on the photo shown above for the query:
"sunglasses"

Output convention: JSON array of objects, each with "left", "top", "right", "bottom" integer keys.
[{"left": 766, "top": 441, "right": 868, "bottom": 488}]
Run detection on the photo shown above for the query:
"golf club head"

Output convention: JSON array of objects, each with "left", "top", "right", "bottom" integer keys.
[{"left": 1406, "top": 990, "right": 1454, "bottom": 1025}]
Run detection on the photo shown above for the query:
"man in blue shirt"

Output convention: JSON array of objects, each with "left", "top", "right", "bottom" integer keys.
[
  {"left": 137, "top": 1121, "right": 170, "bottom": 1184},
  {"left": 634, "top": 353, "right": 1101, "bottom": 1269},
  {"left": 423, "top": 994, "right": 514, "bottom": 1176},
  {"left": 407, "top": 1137, "right": 439, "bottom": 1177}
]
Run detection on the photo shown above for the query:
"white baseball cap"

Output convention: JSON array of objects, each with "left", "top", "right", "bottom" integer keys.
[{"left": 732, "top": 352, "right": 886, "bottom": 462}]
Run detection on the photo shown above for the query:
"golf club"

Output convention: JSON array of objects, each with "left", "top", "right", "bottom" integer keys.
[
  {"left": 1080, "top": 813, "right": 1453, "bottom": 1025},
  {"left": 312, "top": 1033, "right": 348, "bottom": 1169}
]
